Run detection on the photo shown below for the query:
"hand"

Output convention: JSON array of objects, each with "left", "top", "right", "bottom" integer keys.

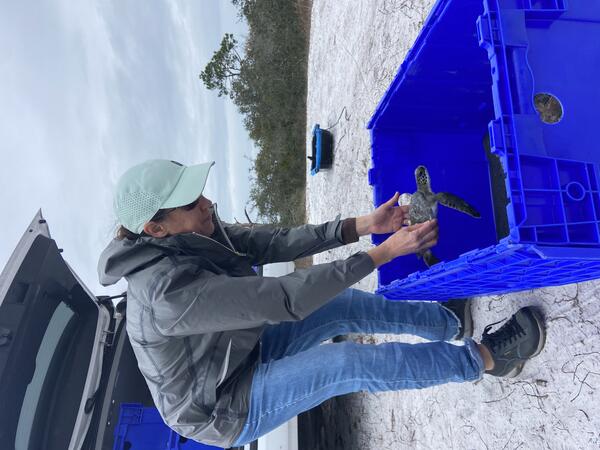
[
  {"left": 360, "top": 192, "right": 410, "bottom": 236},
  {"left": 367, "top": 220, "right": 438, "bottom": 268}
]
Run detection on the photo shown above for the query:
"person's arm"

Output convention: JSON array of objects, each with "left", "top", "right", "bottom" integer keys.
[
  {"left": 366, "top": 242, "right": 392, "bottom": 268},
  {"left": 221, "top": 193, "right": 409, "bottom": 265},
  {"left": 151, "top": 220, "right": 438, "bottom": 337},
  {"left": 221, "top": 215, "right": 359, "bottom": 266},
  {"left": 151, "top": 251, "right": 375, "bottom": 336}
]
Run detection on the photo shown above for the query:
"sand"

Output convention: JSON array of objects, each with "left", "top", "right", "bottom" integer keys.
[{"left": 305, "top": 1, "right": 600, "bottom": 448}]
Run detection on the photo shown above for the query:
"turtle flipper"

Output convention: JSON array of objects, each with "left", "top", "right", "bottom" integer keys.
[
  {"left": 435, "top": 192, "right": 481, "bottom": 218},
  {"left": 418, "top": 249, "right": 439, "bottom": 267}
]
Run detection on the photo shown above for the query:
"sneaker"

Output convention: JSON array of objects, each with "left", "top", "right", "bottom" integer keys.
[
  {"left": 439, "top": 298, "right": 473, "bottom": 340},
  {"left": 481, "top": 307, "right": 546, "bottom": 378}
]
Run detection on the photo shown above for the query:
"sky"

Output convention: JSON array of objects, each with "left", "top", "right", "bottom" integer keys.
[{"left": 0, "top": 1, "right": 258, "bottom": 296}]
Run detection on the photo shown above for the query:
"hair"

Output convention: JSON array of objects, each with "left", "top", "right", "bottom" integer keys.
[
  {"left": 116, "top": 207, "right": 176, "bottom": 241},
  {"left": 116, "top": 226, "right": 145, "bottom": 241}
]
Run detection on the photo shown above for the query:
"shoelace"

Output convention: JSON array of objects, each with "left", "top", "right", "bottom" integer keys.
[{"left": 482, "top": 316, "right": 525, "bottom": 354}]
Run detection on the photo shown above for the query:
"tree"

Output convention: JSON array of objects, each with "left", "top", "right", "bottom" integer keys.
[
  {"left": 199, "top": 33, "right": 242, "bottom": 98},
  {"left": 199, "top": 0, "right": 310, "bottom": 226},
  {"left": 231, "top": 0, "right": 254, "bottom": 18}
]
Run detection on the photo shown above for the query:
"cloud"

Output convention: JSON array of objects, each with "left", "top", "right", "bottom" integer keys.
[{"left": 0, "top": 1, "right": 254, "bottom": 296}]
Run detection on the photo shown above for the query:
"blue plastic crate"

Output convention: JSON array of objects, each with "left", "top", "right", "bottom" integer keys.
[
  {"left": 113, "top": 403, "right": 222, "bottom": 450},
  {"left": 368, "top": 0, "right": 600, "bottom": 300}
]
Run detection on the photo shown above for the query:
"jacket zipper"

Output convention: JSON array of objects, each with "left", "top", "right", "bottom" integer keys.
[
  {"left": 213, "top": 204, "right": 246, "bottom": 255},
  {"left": 190, "top": 203, "right": 247, "bottom": 257}
]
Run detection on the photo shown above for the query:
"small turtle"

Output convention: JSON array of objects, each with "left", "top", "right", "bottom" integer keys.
[
  {"left": 534, "top": 93, "right": 563, "bottom": 124},
  {"left": 407, "top": 165, "right": 481, "bottom": 267}
]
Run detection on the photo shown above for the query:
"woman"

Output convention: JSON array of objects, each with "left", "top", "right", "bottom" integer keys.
[{"left": 98, "top": 159, "right": 546, "bottom": 447}]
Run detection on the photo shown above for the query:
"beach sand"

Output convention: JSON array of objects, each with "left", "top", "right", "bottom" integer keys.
[{"left": 304, "top": 1, "right": 600, "bottom": 448}]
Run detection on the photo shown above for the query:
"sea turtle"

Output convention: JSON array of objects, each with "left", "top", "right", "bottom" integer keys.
[{"left": 407, "top": 165, "right": 481, "bottom": 267}]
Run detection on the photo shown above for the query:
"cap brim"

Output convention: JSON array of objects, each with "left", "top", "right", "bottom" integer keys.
[{"left": 161, "top": 161, "right": 215, "bottom": 208}]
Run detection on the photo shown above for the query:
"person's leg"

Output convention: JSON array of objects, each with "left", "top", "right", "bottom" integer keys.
[
  {"left": 439, "top": 298, "right": 473, "bottom": 339},
  {"left": 232, "top": 339, "right": 484, "bottom": 446},
  {"left": 260, "top": 288, "right": 460, "bottom": 363}
]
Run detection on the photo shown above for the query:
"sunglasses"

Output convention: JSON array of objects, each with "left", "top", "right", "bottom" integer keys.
[
  {"left": 180, "top": 197, "right": 201, "bottom": 211},
  {"left": 151, "top": 196, "right": 205, "bottom": 222}
]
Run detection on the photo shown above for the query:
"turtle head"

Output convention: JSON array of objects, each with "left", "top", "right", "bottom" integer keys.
[{"left": 414, "top": 165, "right": 431, "bottom": 192}]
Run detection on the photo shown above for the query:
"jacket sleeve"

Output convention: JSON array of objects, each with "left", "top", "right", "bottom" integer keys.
[
  {"left": 151, "top": 251, "right": 375, "bottom": 336},
  {"left": 220, "top": 216, "right": 359, "bottom": 266}
]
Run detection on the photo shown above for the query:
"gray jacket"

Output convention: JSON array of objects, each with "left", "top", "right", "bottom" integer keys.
[{"left": 97, "top": 205, "right": 375, "bottom": 447}]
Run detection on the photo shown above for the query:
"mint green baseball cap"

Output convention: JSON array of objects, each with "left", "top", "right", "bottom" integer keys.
[{"left": 114, "top": 159, "right": 215, "bottom": 234}]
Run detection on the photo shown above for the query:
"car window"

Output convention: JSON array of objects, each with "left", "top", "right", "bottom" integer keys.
[{"left": 15, "top": 302, "right": 74, "bottom": 450}]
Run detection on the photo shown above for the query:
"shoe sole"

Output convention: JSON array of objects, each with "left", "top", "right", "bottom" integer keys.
[
  {"left": 462, "top": 299, "right": 473, "bottom": 339},
  {"left": 440, "top": 299, "right": 473, "bottom": 339},
  {"left": 503, "top": 307, "right": 547, "bottom": 378}
]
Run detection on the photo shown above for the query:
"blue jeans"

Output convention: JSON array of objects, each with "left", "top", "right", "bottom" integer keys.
[{"left": 232, "top": 288, "right": 484, "bottom": 446}]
